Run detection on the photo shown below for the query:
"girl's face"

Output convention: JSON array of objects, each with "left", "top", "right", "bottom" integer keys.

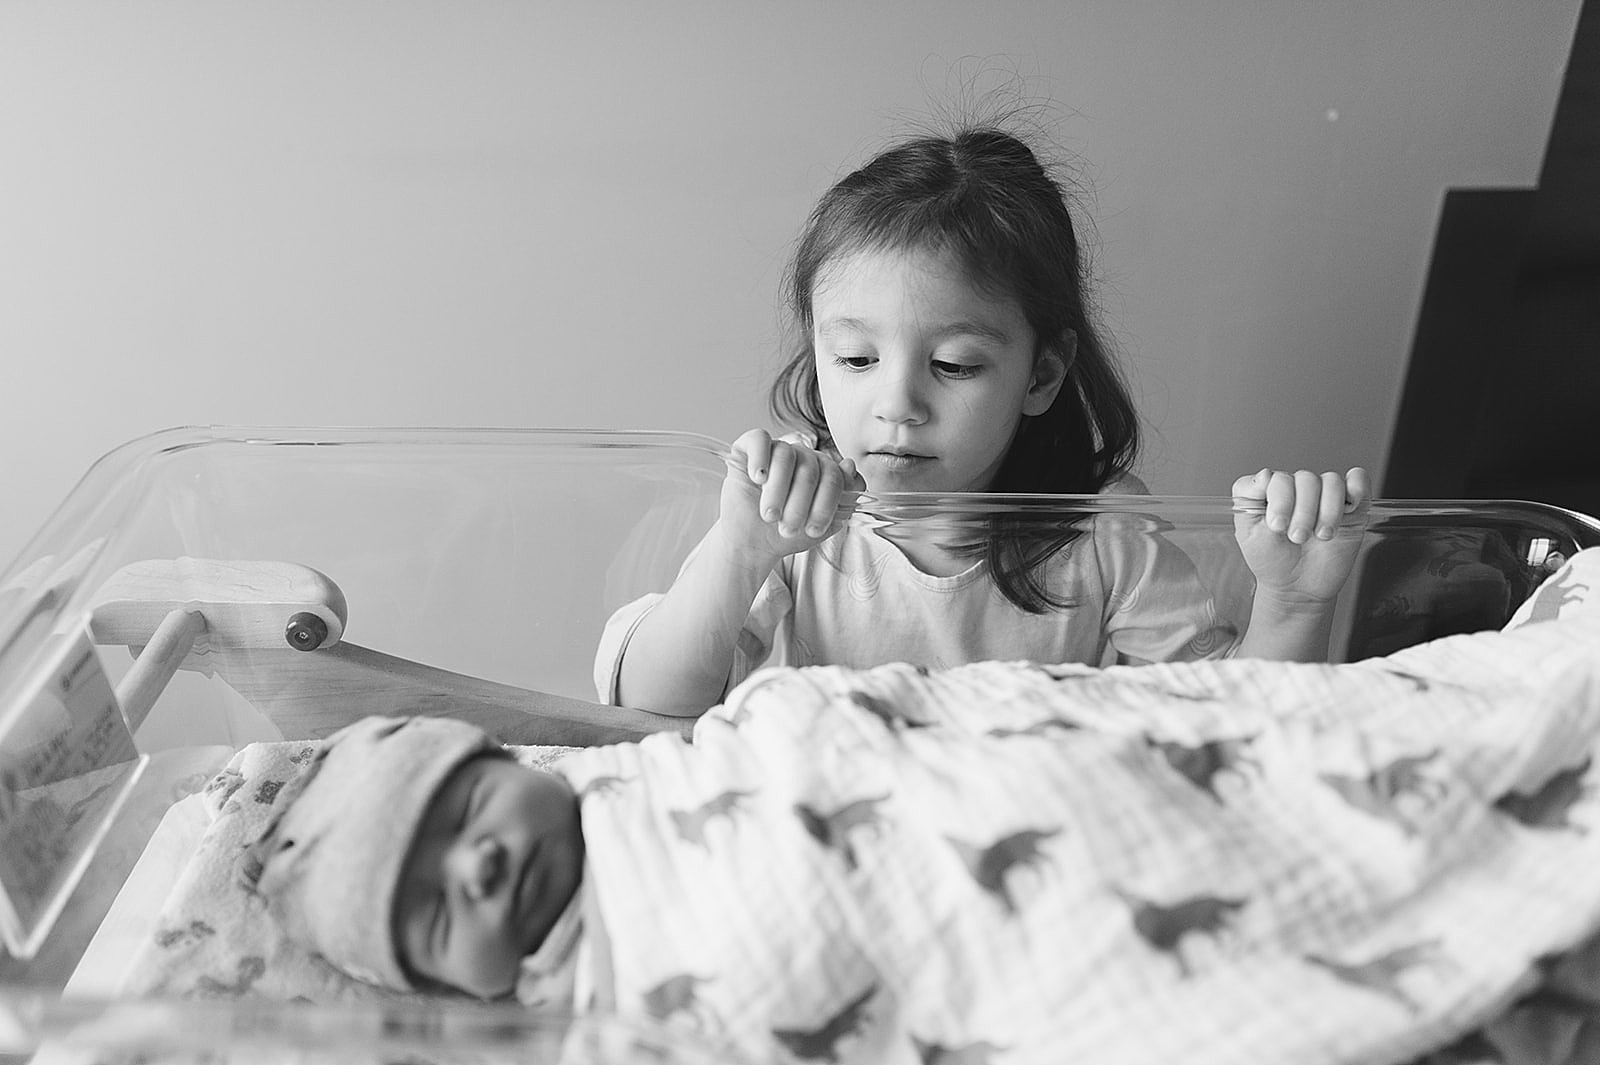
[
  {"left": 393, "top": 755, "right": 584, "bottom": 999},
  {"left": 811, "top": 245, "right": 1066, "bottom": 494}
]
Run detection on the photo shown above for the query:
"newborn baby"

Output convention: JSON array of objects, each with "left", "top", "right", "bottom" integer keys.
[
  {"left": 242, "top": 715, "right": 590, "bottom": 1003},
  {"left": 242, "top": 558, "right": 1600, "bottom": 1065}
]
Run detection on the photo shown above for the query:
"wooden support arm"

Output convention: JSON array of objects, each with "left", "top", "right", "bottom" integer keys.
[
  {"left": 114, "top": 608, "right": 206, "bottom": 733},
  {"left": 205, "top": 640, "right": 689, "bottom": 746},
  {"left": 87, "top": 557, "right": 685, "bottom": 747}
]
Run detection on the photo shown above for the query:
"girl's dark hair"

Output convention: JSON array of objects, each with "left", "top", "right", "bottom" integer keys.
[{"left": 769, "top": 125, "right": 1141, "bottom": 612}]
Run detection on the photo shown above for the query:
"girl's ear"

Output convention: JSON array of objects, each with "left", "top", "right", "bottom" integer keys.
[{"left": 1022, "top": 331, "right": 1075, "bottom": 416}]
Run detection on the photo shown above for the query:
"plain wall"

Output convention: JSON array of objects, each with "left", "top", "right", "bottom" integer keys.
[{"left": 0, "top": 1, "right": 1583, "bottom": 572}]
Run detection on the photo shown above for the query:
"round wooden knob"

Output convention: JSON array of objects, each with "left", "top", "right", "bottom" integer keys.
[{"left": 285, "top": 612, "right": 329, "bottom": 652}]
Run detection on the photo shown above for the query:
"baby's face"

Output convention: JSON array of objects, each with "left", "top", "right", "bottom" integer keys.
[{"left": 393, "top": 754, "right": 584, "bottom": 998}]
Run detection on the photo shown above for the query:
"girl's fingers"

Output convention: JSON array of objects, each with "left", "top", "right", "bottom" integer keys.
[
  {"left": 1315, "top": 472, "right": 1346, "bottom": 539},
  {"left": 840, "top": 457, "right": 865, "bottom": 494},
  {"left": 1288, "top": 470, "right": 1322, "bottom": 543},
  {"left": 1232, "top": 468, "right": 1272, "bottom": 501},
  {"left": 828, "top": 458, "right": 867, "bottom": 534},
  {"left": 760, "top": 442, "right": 798, "bottom": 520},
  {"left": 802, "top": 462, "right": 845, "bottom": 537},
  {"left": 727, "top": 431, "right": 864, "bottom": 544},
  {"left": 732, "top": 429, "right": 775, "bottom": 485},
  {"left": 1345, "top": 467, "right": 1371, "bottom": 512},
  {"left": 777, "top": 447, "right": 822, "bottom": 536},
  {"left": 1241, "top": 464, "right": 1371, "bottom": 543},
  {"left": 1263, "top": 470, "right": 1296, "bottom": 533},
  {"left": 1241, "top": 463, "right": 1369, "bottom": 543},
  {"left": 734, "top": 433, "right": 860, "bottom": 539}
]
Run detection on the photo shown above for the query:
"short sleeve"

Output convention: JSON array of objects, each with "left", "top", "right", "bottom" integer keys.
[
  {"left": 733, "top": 565, "right": 796, "bottom": 691},
  {"left": 1093, "top": 515, "right": 1240, "bottom": 665},
  {"left": 592, "top": 592, "right": 662, "bottom": 704},
  {"left": 1102, "top": 471, "right": 1151, "bottom": 495},
  {"left": 591, "top": 538, "right": 799, "bottom": 706}
]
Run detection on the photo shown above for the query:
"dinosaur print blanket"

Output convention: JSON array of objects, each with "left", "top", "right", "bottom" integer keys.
[{"left": 556, "top": 560, "right": 1600, "bottom": 1065}]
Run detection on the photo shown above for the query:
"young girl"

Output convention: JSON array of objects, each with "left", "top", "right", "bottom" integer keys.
[{"left": 597, "top": 125, "right": 1368, "bottom": 717}]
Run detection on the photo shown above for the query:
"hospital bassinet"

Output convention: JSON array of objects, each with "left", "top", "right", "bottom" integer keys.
[{"left": 1, "top": 427, "right": 1597, "bottom": 1065}]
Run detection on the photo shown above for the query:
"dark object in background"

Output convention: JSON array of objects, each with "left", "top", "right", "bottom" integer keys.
[
  {"left": 1385, "top": 0, "right": 1599, "bottom": 519},
  {"left": 1366, "top": 0, "right": 1597, "bottom": 655}
]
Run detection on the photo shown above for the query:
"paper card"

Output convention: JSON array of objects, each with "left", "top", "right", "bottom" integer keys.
[{"left": 0, "top": 626, "right": 145, "bottom": 958}]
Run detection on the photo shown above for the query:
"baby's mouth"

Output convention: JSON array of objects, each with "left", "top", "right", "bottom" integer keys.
[{"left": 512, "top": 842, "right": 537, "bottom": 933}]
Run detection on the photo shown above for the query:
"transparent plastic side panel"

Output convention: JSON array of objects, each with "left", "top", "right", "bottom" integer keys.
[
  {"left": 5, "top": 428, "right": 1596, "bottom": 714},
  {"left": 0, "top": 996, "right": 739, "bottom": 1065},
  {"left": 844, "top": 493, "right": 1595, "bottom": 668},
  {"left": 0, "top": 427, "right": 1595, "bottom": 1064}
]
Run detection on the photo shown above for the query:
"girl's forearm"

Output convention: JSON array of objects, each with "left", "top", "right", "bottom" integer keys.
[
  {"left": 1234, "top": 589, "right": 1338, "bottom": 662},
  {"left": 615, "top": 525, "right": 779, "bottom": 717}
]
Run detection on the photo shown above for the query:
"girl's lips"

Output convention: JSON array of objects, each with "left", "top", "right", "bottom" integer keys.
[{"left": 867, "top": 451, "right": 932, "bottom": 470}]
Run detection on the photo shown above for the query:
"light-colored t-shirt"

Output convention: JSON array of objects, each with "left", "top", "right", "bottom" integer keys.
[{"left": 593, "top": 515, "right": 1239, "bottom": 706}]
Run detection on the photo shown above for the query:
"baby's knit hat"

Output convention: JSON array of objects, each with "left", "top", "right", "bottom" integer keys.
[{"left": 241, "top": 715, "right": 502, "bottom": 990}]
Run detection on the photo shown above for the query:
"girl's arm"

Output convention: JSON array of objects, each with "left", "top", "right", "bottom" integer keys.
[
  {"left": 1232, "top": 467, "right": 1371, "bottom": 662},
  {"left": 615, "top": 430, "right": 863, "bottom": 716}
]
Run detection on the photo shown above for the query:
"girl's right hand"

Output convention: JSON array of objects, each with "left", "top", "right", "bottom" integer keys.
[{"left": 720, "top": 429, "right": 865, "bottom": 566}]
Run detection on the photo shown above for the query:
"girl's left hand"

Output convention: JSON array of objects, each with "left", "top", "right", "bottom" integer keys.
[{"left": 1232, "top": 467, "right": 1371, "bottom": 604}]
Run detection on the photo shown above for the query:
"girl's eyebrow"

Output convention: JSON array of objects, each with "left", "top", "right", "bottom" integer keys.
[
  {"left": 817, "top": 316, "right": 1012, "bottom": 344},
  {"left": 817, "top": 316, "right": 871, "bottom": 339},
  {"left": 931, "top": 320, "right": 1012, "bottom": 344}
]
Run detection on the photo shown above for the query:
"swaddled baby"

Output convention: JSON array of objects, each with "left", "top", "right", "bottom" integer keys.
[
  {"left": 242, "top": 563, "right": 1600, "bottom": 1065},
  {"left": 241, "top": 716, "right": 593, "bottom": 1005}
]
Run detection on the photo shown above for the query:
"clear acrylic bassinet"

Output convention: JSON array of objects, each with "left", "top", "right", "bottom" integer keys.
[{"left": 1, "top": 426, "right": 1596, "bottom": 1065}]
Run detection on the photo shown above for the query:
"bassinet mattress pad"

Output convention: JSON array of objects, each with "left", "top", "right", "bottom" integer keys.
[{"left": 112, "top": 551, "right": 1600, "bottom": 1065}]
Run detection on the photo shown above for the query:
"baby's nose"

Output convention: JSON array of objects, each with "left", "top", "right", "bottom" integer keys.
[{"left": 448, "top": 836, "right": 507, "bottom": 901}]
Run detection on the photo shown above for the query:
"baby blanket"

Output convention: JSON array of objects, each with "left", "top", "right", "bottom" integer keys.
[{"left": 558, "top": 552, "right": 1600, "bottom": 1065}]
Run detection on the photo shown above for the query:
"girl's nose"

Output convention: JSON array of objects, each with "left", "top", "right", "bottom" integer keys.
[
  {"left": 446, "top": 835, "right": 507, "bottom": 902},
  {"left": 871, "top": 367, "right": 927, "bottom": 424}
]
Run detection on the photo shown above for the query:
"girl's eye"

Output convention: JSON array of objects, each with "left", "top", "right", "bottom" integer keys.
[
  {"left": 832, "top": 354, "right": 874, "bottom": 371},
  {"left": 933, "top": 360, "right": 979, "bottom": 379}
]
